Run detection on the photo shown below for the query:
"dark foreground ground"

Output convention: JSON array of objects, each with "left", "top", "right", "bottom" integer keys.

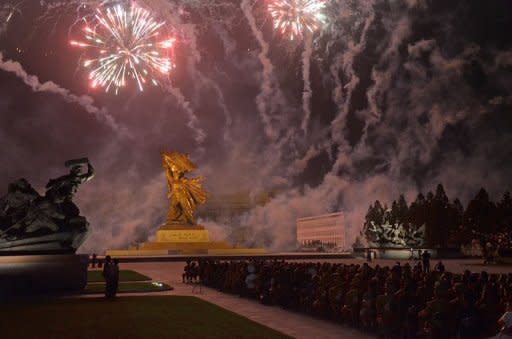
[{"left": 0, "top": 296, "right": 291, "bottom": 339}]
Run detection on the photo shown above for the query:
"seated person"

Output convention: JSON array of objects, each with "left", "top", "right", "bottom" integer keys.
[
  {"left": 182, "top": 261, "right": 191, "bottom": 283},
  {"left": 490, "top": 301, "right": 512, "bottom": 339},
  {"left": 435, "top": 261, "right": 445, "bottom": 273}
]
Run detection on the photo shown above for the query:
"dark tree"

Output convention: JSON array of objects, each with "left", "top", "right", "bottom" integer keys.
[
  {"left": 382, "top": 203, "right": 391, "bottom": 225},
  {"left": 452, "top": 198, "right": 464, "bottom": 223},
  {"left": 408, "top": 193, "right": 427, "bottom": 229},
  {"left": 447, "top": 198, "right": 466, "bottom": 246},
  {"left": 397, "top": 194, "right": 409, "bottom": 224},
  {"left": 435, "top": 184, "right": 449, "bottom": 205},
  {"left": 426, "top": 191, "right": 434, "bottom": 204},
  {"left": 362, "top": 200, "right": 385, "bottom": 243},
  {"left": 463, "top": 188, "right": 497, "bottom": 236},
  {"left": 424, "top": 191, "right": 435, "bottom": 246},
  {"left": 497, "top": 191, "right": 512, "bottom": 232},
  {"left": 373, "top": 200, "right": 384, "bottom": 225},
  {"left": 424, "top": 184, "right": 452, "bottom": 247},
  {"left": 363, "top": 204, "right": 375, "bottom": 236},
  {"left": 390, "top": 200, "right": 399, "bottom": 225}
]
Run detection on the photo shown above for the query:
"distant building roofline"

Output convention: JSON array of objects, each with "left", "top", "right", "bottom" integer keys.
[{"left": 297, "top": 212, "right": 343, "bottom": 222}]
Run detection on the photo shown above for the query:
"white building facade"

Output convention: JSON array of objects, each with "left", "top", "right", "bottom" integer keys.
[{"left": 296, "top": 212, "right": 346, "bottom": 249}]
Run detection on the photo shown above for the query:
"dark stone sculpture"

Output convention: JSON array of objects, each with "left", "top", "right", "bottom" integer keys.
[
  {"left": 0, "top": 158, "right": 94, "bottom": 254},
  {"left": 364, "top": 221, "right": 425, "bottom": 247}
]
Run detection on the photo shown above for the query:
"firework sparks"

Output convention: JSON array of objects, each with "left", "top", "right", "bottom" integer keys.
[
  {"left": 70, "top": 4, "right": 175, "bottom": 94},
  {"left": 268, "top": 0, "right": 326, "bottom": 40},
  {"left": 6, "top": 9, "right": 14, "bottom": 23},
  {"left": 1, "top": 3, "right": 20, "bottom": 27}
]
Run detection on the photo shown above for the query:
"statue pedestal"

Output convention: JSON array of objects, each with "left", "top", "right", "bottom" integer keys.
[
  {"left": 106, "top": 224, "right": 266, "bottom": 256},
  {"left": 0, "top": 254, "right": 88, "bottom": 297},
  {"left": 139, "top": 224, "right": 218, "bottom": 254},
  {"left": 353, "top": 247, "right": 462, "bottom": 259},
  {"left": 156, "top": 224, "right": 209, "bottom": 243}
]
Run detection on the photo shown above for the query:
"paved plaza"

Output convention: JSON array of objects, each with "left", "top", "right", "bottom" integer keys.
[{"left": 86, "top": 258, "right": 512, "bottom": 339}]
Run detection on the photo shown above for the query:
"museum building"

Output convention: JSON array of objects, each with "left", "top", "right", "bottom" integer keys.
[{"left": 296, "top": 212, "right": 346, "bottom": 249}]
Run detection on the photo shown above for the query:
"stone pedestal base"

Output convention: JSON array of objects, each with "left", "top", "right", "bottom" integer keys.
[
  {"left": 0, "top": 254, "right": 88, "bottom": 296},
  {"left": 353, "top": 247, "right": 462, "bottom": 259},
  {"left": 106, "top": 224, "right": 266, "bottom": 256},
  {"left": 156, "top": 224, "right": 209, "bottom": 242}
]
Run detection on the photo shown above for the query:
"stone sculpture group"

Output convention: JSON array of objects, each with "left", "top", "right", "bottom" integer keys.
[
  {"left": 364, "top": 221, "right": 425, "bottom": 247},
  {"left": 0, "top": 158, "right": 94, "bottom": 253}
]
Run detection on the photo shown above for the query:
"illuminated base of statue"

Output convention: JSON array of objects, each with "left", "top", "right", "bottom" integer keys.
[
  {"left": 353, "top": 247, "right": 463, "bottom": 259},
  {"left": 156, "top": 224, "right": 209, "bottom": 243},
  {"left": 106, "top": 223, "right": 265, "bottom": 257}
]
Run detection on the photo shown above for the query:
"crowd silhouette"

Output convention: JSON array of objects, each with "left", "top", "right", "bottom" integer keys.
[{"left": 186, "top": 260, "right": 512, "bottom": 338}]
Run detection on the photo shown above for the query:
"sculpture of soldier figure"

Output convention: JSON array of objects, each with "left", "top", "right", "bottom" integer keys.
[
  {"left": 46, "top": 158, "right": 95, "bottom": 204},
  {"left": 161, "top": 152, "right": 207, "bottom": 225},
  {"left": 0, "top": 158, "right": 94, "bottom": 253}
]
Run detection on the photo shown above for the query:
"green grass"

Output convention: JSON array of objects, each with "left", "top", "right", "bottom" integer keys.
[
  {"left": 83, "top": 282, "right": 173, "bottom": 294},
  {"left": 87, "top": 270, "right": 151, "bottom": 283},
  {"left": 0, "top": 296, "right": 291, "bottom": 339}
]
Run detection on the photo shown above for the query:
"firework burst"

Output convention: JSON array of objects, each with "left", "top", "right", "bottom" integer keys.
[
  {"left": 70, "top": 3, "right": 175, "bottom": 94},
  {"left": 268, "top": 0, "right": 326, "bottom": 40}
]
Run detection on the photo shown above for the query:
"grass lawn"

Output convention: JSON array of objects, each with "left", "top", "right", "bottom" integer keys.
[
  {"left": 0, "top": 296, "right": 291, "bottom": 339},
  {"left": 87, "top": 270, "right": 151, "bottom": 283},
  {"left": 83, "top": 282, "right": 173, "bottom": 294}
]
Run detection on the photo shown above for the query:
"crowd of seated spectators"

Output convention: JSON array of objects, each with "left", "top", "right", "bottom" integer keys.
[
  {"left": 481, "top": 233, "right": 512, "bottom": 264},
  {"left": 185, "top": 259, "right": 512, "bottom": 338}
]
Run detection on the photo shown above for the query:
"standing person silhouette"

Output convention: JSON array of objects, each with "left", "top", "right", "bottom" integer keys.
[
  {"left": 111, "top": 259, "right": 120, "bottom": 297},
  {"left": 422, "top": 250, "right": 431, "bottom": 274},
  {"left": 102, "top": 255, "right": 113, "bottom": 298}
]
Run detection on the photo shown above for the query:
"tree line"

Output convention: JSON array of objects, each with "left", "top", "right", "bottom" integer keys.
[{"left": 362, "top": 184, "right": 512, "bottom": 248}]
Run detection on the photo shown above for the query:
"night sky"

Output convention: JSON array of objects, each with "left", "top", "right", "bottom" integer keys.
[{"left": 0, "top": 0, "right": 511, "bottom": 252}]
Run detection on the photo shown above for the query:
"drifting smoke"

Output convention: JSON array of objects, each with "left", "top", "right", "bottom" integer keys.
[
  {"left": 301, "top": 34, "right": 313, "bottom": 134},
  {"left": 164, "top": 83, "right": 207, "bottom": 155},
  {"left": 0, "top": 52, "right": 130, "bottom": 138},
  {"left": 0, "top": 0, "right": 511, "bottom": 253},
  {"left": 240, "top": 0, "right": 286, "bottom": 141},
  {"left": 329, "top": 0, "right": 376, "bottom": 146}
]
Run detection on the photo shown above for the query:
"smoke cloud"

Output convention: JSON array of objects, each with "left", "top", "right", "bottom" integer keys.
[
  {"left": 301, "top": 34, "right": 313, "bottom": 134},
  {"left": 0, "top": 52, "right": 130, "bottom": 138},
  {"left": 0, "top": 0, "right": 510, "bottom": 253}
]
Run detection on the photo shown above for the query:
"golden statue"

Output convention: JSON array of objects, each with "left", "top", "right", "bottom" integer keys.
[
  {"left": 162, "top": 151, "right": 207, "bottom": 225},
  {"left": 103, "top": 151, "right": 267, "bottom": 255}
]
